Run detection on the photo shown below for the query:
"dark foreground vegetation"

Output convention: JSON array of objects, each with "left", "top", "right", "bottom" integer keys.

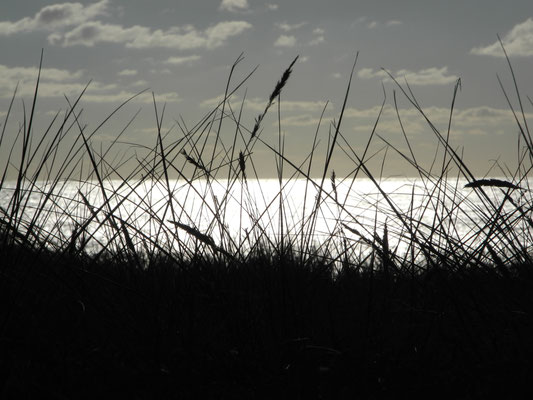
[
  {"left": 2, "top": 44, "right": 533, "bottom": 398},
  {"left": 2, "top": 240, "right": 533, "bottom": 399}
]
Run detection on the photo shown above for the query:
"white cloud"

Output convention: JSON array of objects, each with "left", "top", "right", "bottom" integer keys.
[
  {"left": 1, "top": 1, "right": 251, "bottom": 51},
  {"left": 201, "top": 95, "right": 331, "bottom": 113},
  {"left": 48, "top": 21, "right": 145, "bottom": 47},
  {"left": 0, "top": 0, "right": 109, "bottom": 35},
  {"left": 0, "top": 64, "right": 179, "bottom": 103},
  {"left": 201, "top": 95, "right": 266, "bottom": 112},
  {"left": 471, "top": 18, "right": 533, "bottom": 57},
  {"left": 0, "top": 74, "right": 112, "bottom": 99},
  {"left": 276, "top": 100, "right": 333, "bottom": 112},
  {"left": 118, "top": 69, "right": 137, "bottom": 77},
  {"left": 0, "top": 1, "right": 250, "bottom": 51},
  {"left": 267, "top": 4, "right": 279, "bottom": 10},
  {"left": 82, "top": 90, "right": 181, "bottom": 104},
  {"left": 276, "top": 22, "right": 307, "bottom": 32},
  {"left": 204, "top": 21, "right": 251, "bottom": 48},
  {"left": 200, "top": 94, "right": 232, "bottom": 109},
  {"left": 279, "top": 114, "right": 324, "bottom": 127},
  {"left": 219, "top": 0, "right": 249, "bottom": 12},
  {"left": 309, "top": 35, "right": 325, "bottom": 46},
  {"left": 357, "top": 67, "right": 458, "bottom": 86},
  {"left": 357, "top": 68, "right": 388, "bottom": 80},
  {"left": 352, "top": 17, "right": 402, "bottom": 30},
  {"left": 394, "top": 67, "right": 458, "bottom": 85},
  {"left": 164, "top": 55, "right": 201, "bottom": 65},
  {"left": 0, "top": 64, "right": 84, "bottom": 82},
  {"left": 49, "top": 20, "right": 252, "bottom": 49},
  {"left": 386, "top": 20, "right": 403, "bottom": 27},
  {"left": 309, "top": 27, "right": 325, "bottom": 45},
  {"left": 344, "top": 105, "right": 532, "bottom": 137},
  {"left": 331, "top": 73, "right": 342, "bottom": 79},
  {"left": 130, "top": 80, "right": 148, "bottom": 87},
  {"left": 274, "top": 35, "right": 297, "bottom": 47}
]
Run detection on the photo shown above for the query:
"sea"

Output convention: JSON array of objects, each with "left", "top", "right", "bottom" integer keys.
[{"left": 1, "top": 177, "right": 531, "bottom": 261}]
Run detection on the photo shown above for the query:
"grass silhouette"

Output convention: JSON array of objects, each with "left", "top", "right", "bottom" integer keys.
[{"left": 1, "top": 45, "right": 533, "bottom": 399}]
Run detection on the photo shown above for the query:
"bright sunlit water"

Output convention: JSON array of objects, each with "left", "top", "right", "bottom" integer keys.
[{"left": 1, "top": 177, "right": 531, "bottom": 260}]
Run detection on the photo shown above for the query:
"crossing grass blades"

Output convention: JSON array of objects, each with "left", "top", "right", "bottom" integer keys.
[{"left": 1, "top": 44, "right": 533, "bottom": 399}]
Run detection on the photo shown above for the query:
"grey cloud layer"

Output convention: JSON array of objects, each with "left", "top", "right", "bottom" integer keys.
[
  {"left": 0, "top": 64, "right": 179, "bottom": 103},
  {"left": 0, "top": 0, "right": 109, "bottom": 35},
  {"left": 48, "top": 20, "right": 252, "bottom": 49},
  {"left": 357, "top": 67, "right": 458, "bottom": 86},
  {"left": 219, "top": 0, "right": 249, "bottom": 12},
  {"left": 0, "top": 0, "right": 252, "bottom": 50},
  {"left": 343, "top": 105, "right": 531, "bottom": 137}
]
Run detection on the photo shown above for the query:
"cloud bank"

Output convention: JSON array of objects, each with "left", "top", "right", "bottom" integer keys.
[
  {"left": 471, "top": 18, "right": 533, "bottom": 57},
  {"left": 0, "top": 1, "right": 252, "bottom": 51},
  {"left": 357, "top": 67, "right": 458, "bottom": 86},
  {"left": 0, "top": 64, "right": 179, "bottom": 103},
  {"left": 219, "top": 0, "right": 249, "bottom": 12},
  {"left": 344, "top": 105, "right": 530, "bottom": 137},
  {"left": 48, "top": 20, "right": 252, "bottom": 49},
  {"left": 0, "top": 0, "right": 109, "bottom": 35}
]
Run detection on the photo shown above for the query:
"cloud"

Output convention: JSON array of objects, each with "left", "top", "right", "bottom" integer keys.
[
  {"left": 393, "top": 67, "right": 458, "bottom": 85},
  {"left": 0, "top": 64, "right": 179, "bottom": 103},
  {"left": 357, "top": 67, "right": 458, "bottom": 86},
  {"left": 276, "top": 22, "right": 307, "bottom": 32},
  {"left": 118, "top": 69, "right": 137, "bottom": 77},
  {"left": 151, "top": 68, "right": 173, "bottom": 75},
  {"left": 308, "top": 27, "right": 325, "bottom": 45},
  {"left": 344, "top": 105, "right": 532, "bottom": 137},
  {"left": 274, "top": 35, "right": 297, "bottom": 47},
  {"left": 471, "top": 18, "right": 533, "bottom": 57},
  {"left": 279, "top": 114, "right": 324, "bottom": 127},
  {"left": 357, "top": 68, "right": 388, "bottom": 80},
  {"left": 0, "top": 64, "right": 85, "bottom": 82},
  {"left": 309, "top": 35, "right": 325, "bottom": 46},
  {"left": 351, "top": 17, "right": 402, "bottom": 30},
  {"left": 83, "top": 90, "right": 181, "bottom": 104},
  {"left": 0, "top": 0, "right": 109, "bottom": 35},
  {"left": 2, "top": 1, "right": 251, "bottom": 51},
  {"left": 200, "top": 94, "right": 263, "bottom": 111},
  {"left": 276, "top": 100, "right": 333, "bottom": 112},
  {"left": 219, "top": 0, "right": 249, "bottom": 12},
  {"left": 267, "top": 4, "right": 279, "bottom": 11},
  {"left": 49, "top": 20, "right": 252, "bottom": 49},
  {"left": 201, "top": 95, "right": 331, "bottom": 113},
  {"left": 130, "top": 80, "right": 148, "bottom": 87},
  {"left": 385, "top": 20, "right": 403, "bottom": 27},
  {"left": 164, "top": 55, "right": 201, "bottom": 65}
]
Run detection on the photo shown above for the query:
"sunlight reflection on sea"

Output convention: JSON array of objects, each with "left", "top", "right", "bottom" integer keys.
[{"left": 1, "top": 177, "right": 530, "bottom": 260}]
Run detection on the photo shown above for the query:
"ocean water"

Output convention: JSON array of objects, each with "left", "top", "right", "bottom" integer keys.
[{"left": 1, "top": 177, "right": 531, "bottom": 260}]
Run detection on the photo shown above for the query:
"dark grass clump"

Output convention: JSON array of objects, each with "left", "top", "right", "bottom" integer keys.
[
  {"left": 2, "top": 43, "right": 533, "bottom": 399},
  {"left": 2, "top": 236, "right": 533, "bottom": 399}
]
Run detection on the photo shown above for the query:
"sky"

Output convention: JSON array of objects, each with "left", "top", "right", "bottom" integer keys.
[{"left": 1, "top": 0, "right": 532, "bottom": 179}]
